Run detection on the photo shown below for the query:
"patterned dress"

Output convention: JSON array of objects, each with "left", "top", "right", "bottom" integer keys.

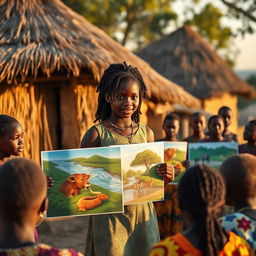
[
  {"left": 85, "top": 123, "right": 160, "bottom": 256},
  {"left": 219, "top": 212, "right": 256, "bottom": 250},
  {"left": 150, "top": 232, "right": 253, "bottom": 256},
  {"left": 0, "top": 244, "right": 83, "bottom": 256},
  {"left": 154, "top": 184, "right": 183, "bottom": 239}
]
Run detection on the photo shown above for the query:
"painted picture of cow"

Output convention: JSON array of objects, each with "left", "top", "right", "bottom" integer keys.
[
  {"left": 59, "top": 173, "right": 91, "bottom": 198},
  {"left": 41, "top": 146, "right": 123, "bottom": 218}
]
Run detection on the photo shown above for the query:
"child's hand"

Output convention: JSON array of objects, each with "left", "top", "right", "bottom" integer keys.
[
  {"left": 156, "top": 163, "right": 175, "bottom": 185},
  {"left": 47, "top": 176, "right": 54, "bottom": 189}
]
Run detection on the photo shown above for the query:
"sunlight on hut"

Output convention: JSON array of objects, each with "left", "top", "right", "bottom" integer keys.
[
  {"left": 138, "top": 26, "right": 256, "bottom": 139},
  {"left": 0, "top": 0, "right": 200, "bottom": 163}
]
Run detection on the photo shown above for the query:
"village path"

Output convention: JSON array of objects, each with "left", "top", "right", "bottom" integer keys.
[{"left": 38, "top": 216, "right": 89, "bottom": 253}]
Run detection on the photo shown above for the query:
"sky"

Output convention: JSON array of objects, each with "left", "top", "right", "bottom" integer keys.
[
  {"left": 172, "top": 0, "right": 256, "bottom": 71},
  {"left": 42, "top": 147, "right": 120, "bottom": 161}
]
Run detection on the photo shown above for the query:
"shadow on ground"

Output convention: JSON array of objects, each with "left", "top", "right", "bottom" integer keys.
[{"left": 38, "top": 216, "right": 90, "bottom": 253}]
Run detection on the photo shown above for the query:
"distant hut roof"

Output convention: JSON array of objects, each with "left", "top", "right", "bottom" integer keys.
[
  {"left": 138, "top": 26, "right": 255, "bottom": 99},
  {"left": 0, "top": 0, "right": 199, "bottom": 108}
]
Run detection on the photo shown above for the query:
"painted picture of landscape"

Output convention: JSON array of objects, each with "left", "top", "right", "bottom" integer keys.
[
  {"left": 164, "top": 142, "right": 187, "bottom": 184},
  {"left": 121, "top": 142, "right": 164, "bottom": 205},
  {"left": 188, "top": 142, "right": 238, "bottom": 170},
  {"left": 41, "top": 147, "right": 123, "bottom": 218}
]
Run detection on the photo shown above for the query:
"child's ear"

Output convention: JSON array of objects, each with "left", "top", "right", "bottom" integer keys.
[
  {"left": 105, "top": 95, "right": 111, "bottom": 103},
  {"left": 38, "top": 197, "right": 48, "bottom": 215}
]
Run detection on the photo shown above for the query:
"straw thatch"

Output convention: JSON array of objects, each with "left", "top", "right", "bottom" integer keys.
[
  {"left": 137, "top": 26, "right": 255, "bottom": 99},
  {"left": 0, "top": 0, "right": 199, "bottom": 108}
]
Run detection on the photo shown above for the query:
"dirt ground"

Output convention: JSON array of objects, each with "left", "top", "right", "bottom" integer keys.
[{"left": 37, "top": 216, "right": 90, "bottom": 253}]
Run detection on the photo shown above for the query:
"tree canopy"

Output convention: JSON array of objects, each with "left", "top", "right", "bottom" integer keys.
[
  {"left": 62, "top": 0, "right": 255, "bottom": 65},
  {"left": 130, "top": 150, "right": 161, "bottom": 174}
]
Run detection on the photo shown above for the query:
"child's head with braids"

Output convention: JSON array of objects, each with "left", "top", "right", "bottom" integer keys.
[
  {"left": 95, "top": 62, "right": 147, "bottom": 123},
  {"left": 178, "top": 165, "right": 228, "bottom": 256}
]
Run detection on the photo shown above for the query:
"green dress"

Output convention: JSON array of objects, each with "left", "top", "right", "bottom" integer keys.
[{"left": 85, "top": 123, "right": 160, "bottom": 256}]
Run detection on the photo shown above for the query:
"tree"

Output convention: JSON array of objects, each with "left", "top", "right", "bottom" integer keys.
[
  {"left": 184, "top": 3, "right": 237, "bottom": 66},
  {"left": 61, "top": 0, "right": 255, "bottom": 64},
  {"left": 62, "top": 0, "right": 177, "bottom": 49},
  {"left": 130, "top": 150, "right": 161, "bottom": 174},
  {"left": 220, "top": 0, "right": 256, "bottom": 35}
]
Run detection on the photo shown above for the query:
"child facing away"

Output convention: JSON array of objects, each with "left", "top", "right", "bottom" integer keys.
[
  {"left": 80, "top": 62, "right": 174, "bottom": 256},
  {"left": 0, "top": 158, "right": 83, "bottom": 256},
  {"left": 184, "top": 112, "right": 207, "bottom": 142},
  {"left": 218, "top": 106, "right": 238, "bottom": 142},
  {"left": 155, "top": 112, "right": 183, "bottom": 239},
  {"left": 239, "top": 120, "right": 256, "bottom": 156},
  {"left": 0, "top": 115, "right": 24, "bottom": 166},
  {"left": 150, "top": 165, "right": 253, "bottom": 256},
  {"left": 219, "top": 154, "right": 256, "bottom": 251}
]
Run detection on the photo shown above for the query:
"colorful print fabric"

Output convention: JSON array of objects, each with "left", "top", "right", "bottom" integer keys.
[
  {"left": 0, "top": 243, "right": 83, "bottom": 256},
  {"left": 154, "top": 184, "right": 184, "bottom": 239},
  {"left": 150, "top": 232, "right": 253, "bottom": 256},
  {"left": 219, "top": 212, "right": 256, "bottom": 250}
]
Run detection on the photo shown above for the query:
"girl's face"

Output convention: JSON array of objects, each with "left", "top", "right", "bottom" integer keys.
[
  {"left": 208, "top": 117, "right": 224, "bottom": 137},
  {"left": 0, "top": 122, "right": 24, "bottom": 157},
  {"left": 110, "top": 79, "right": 140, "bottom": 119}
]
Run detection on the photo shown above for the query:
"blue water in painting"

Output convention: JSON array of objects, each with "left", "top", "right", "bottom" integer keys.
[{"left": 52, "top": 160, "right": 121, "bottom": 193}]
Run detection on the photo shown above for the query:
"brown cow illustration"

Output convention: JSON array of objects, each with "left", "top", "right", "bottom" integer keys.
[
  {"left": 59, "top": 173, "right": 91, "bottom": 198},
  {"left": 77, "top": 193, "right": 109, "bottom": 211}
]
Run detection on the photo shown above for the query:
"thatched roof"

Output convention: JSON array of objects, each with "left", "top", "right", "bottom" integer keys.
[
  {"left": 137, "top": 26, "right": 255, "bottom": 99},
  {"left": 0, "top": 0, "right": 200, "bottom": 108}
]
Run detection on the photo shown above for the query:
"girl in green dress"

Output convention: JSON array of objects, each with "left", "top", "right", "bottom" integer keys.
[{"left": 81, "top": 62, "right": 174, "bottom": 256}]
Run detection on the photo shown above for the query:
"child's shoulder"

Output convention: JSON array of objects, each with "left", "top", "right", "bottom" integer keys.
[
  {"left": 143, "top": 125, "right": 154, "bottom": 142},
  {"left": 80, "top": 125, "right": 101, "bottom": 148}
]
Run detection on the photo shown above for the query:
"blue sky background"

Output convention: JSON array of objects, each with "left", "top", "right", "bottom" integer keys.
[{"left": 41, "top": 147, "right": 120, "bottom": 161}]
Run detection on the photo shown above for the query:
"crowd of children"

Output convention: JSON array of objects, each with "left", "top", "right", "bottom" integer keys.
[{"left": 0, "top": 62, "right": 256, "bottom": 255}]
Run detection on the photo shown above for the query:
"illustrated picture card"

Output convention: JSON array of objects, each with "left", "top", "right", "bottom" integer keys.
[
  {"left": 164, "top": 141, "right": 187, "bottom": 184},
  {"left": 41, "top": 147, "right": 123, "bottom": 218},
  {"left": 121, "top": 142, "right": 164, "bottom": 205},
  {"left": 188, "top": 142, "right": 238, "bottom": 170}
]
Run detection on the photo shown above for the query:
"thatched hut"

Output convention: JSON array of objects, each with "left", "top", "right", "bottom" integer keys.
[
  {"left": 138, "top": 26, "right": 255, "bottom": 133},
  {"left": 0, "top": 0, "right": 199, "bottom": 162}
]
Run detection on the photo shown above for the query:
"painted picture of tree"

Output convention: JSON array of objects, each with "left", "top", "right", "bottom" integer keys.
[
  {"left": 121, "top": 142, "right": 164, "bottom": 205},
  {"left": 130, "top": 150, "right": 162, "bottom": 175}
]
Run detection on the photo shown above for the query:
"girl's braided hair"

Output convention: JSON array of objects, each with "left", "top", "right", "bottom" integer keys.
[
  {"left": 178, "top": 165, "right": 228, "bottom": 256},
  {"left": 95, "top": 62, "right": 147, "bottom": 123}
]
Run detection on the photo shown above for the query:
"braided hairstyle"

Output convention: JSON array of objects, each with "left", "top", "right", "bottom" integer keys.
[
  {"left": 95, "top": 62, "right": 147, "bottom": 123},
  {"left": 178, "top": 165, "right": 228, "bottom": 256}
]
